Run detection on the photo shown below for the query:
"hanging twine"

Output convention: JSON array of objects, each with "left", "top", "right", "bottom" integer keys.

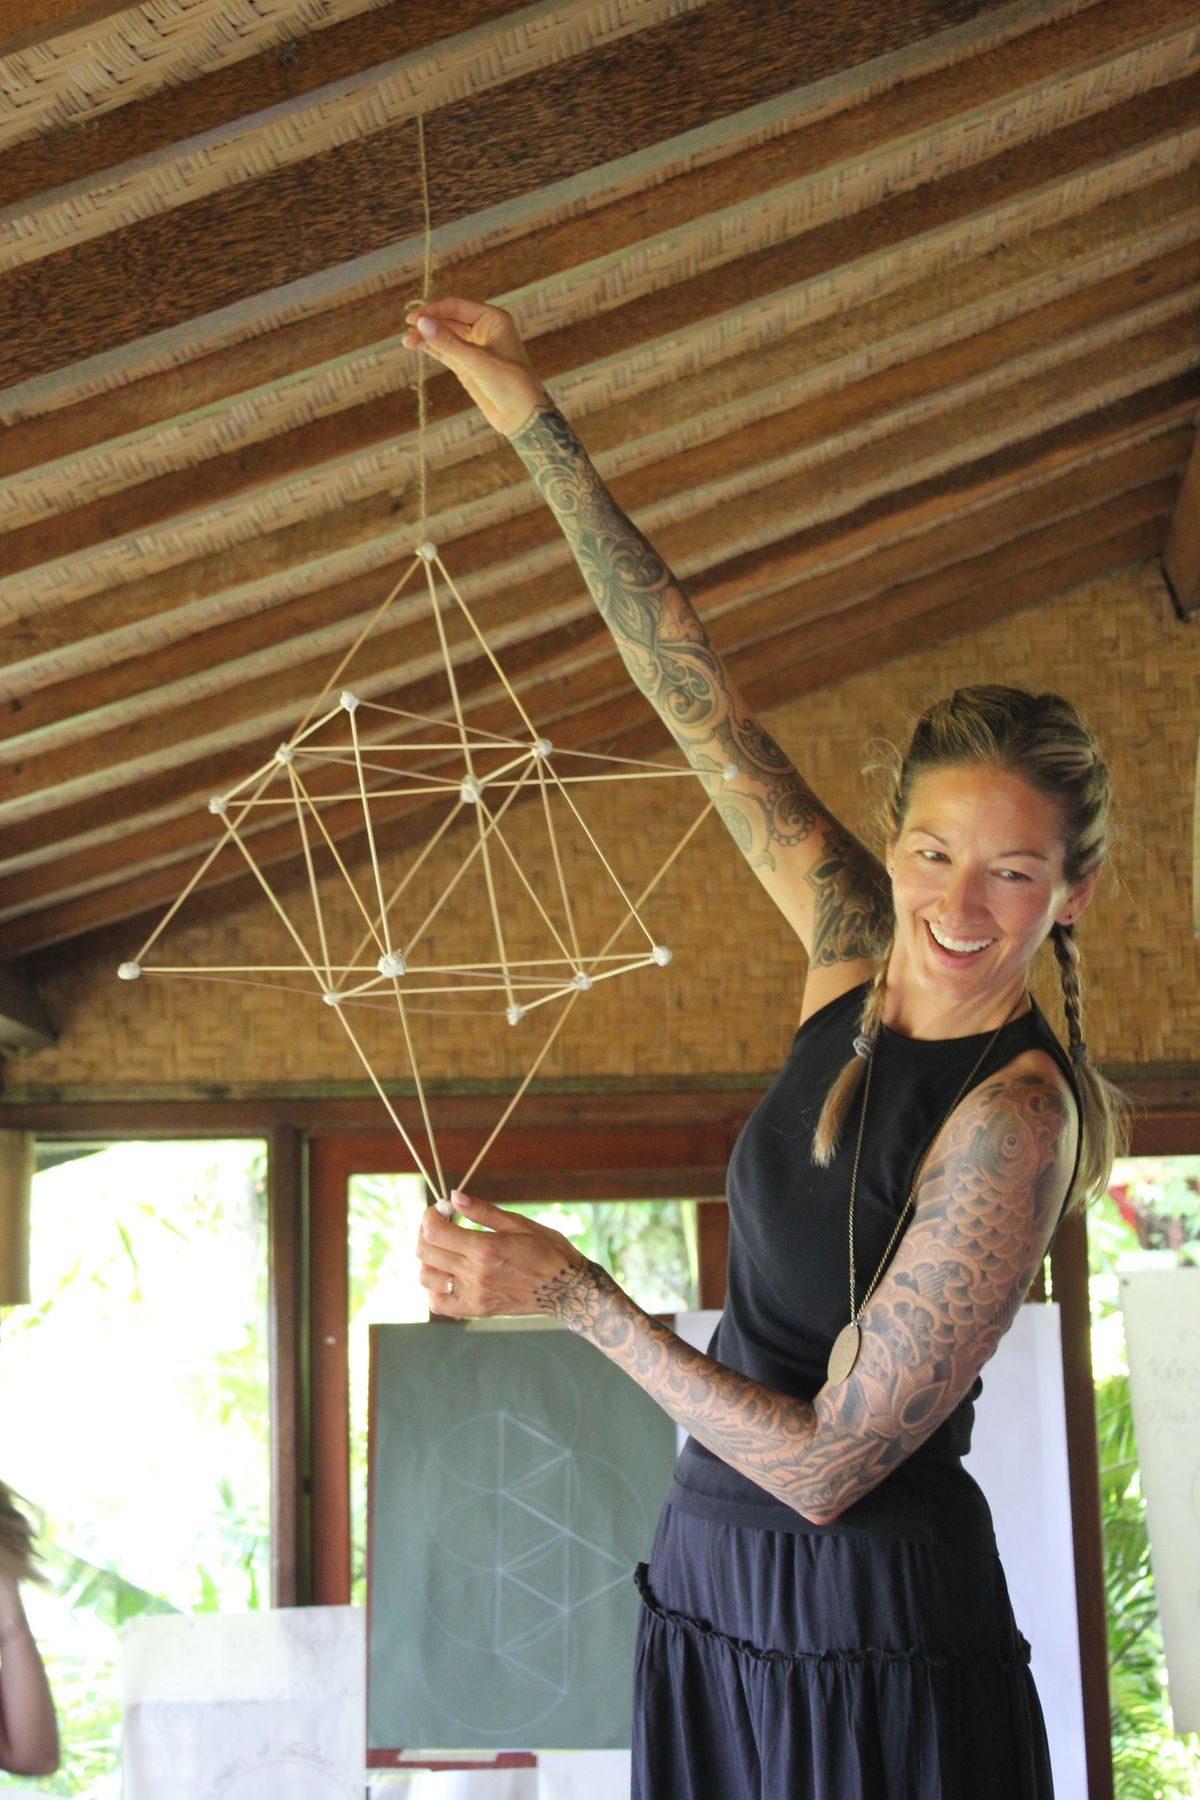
[{"left": 408, "top": 109, "right": 436, "bottom": 541}]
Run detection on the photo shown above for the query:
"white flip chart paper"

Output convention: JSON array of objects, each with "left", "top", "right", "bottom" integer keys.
[{"left": 1120, "top": 1267, "right": 1200, "bottom": 1733}]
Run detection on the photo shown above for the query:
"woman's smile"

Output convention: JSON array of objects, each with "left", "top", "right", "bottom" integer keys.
[{"left": 885, "top": 763, "right": 1091, "bottom": 1034}]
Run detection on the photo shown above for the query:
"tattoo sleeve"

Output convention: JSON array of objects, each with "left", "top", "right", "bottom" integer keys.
[
  {"left": 535, "top": 1068, "right": 1072, "bottom": 1524},
  {"left": 509, "top": 404, "right": 888, "bottom": 953}
]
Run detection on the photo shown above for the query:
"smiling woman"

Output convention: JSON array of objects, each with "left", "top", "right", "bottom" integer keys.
[{"left": 406, "top": 295, "right": 1130, "bottom": 1800}]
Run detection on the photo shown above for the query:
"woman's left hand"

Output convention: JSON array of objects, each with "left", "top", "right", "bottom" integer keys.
[{"left": 416, "top": 1192, "right": 587, "bottom": 1318}]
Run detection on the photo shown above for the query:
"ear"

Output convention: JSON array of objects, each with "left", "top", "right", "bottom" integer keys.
[{"left": 1055, "top": 867, "right": 1100, "bottom": 928}]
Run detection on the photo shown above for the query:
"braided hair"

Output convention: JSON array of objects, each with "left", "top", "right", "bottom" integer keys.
[{"left": 812, "top": 686, "right": 1127, "bottom": 1209}]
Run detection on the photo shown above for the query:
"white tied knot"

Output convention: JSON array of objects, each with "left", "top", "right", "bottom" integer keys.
[{"left": 852, "top": 1033, "right": 875, "bottom": 1060}]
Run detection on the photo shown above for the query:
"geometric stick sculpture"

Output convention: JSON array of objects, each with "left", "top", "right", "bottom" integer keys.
[{"left": 118, "top": 542, "right": 720, "bottom": 1208}]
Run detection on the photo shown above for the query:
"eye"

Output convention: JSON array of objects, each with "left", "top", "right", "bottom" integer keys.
[
  {"left": 995, "top": 867, "right": 1032, "bottom": 883},
  {"left": 916, "top": 848, "right": 948, "bottom": 863}
]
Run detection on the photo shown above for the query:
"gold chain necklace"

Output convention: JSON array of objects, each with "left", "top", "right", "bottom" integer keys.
[{"left": 825, "top": 999, "right": 1024, "bottom": 1386}]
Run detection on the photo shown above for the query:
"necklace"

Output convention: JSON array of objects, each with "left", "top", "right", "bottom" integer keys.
[{"left": 825, "top": 998, "right": 1025, "bottom": 1386}]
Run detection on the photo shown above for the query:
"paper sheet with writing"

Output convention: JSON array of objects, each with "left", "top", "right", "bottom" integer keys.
[
  {"left": 1120, "top": 1267, "right": 1200, "bottom": 1733},
  {"left": 123, "top": 1606, "right": 364, "bottom": 1798}
]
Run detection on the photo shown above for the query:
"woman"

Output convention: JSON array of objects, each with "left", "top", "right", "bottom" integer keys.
[
  {"left": 0, "top": 1483, "right": 59, "bottom": 1778},
  {"left": 410, "top": 298, "right": 1124, "bottom": 1798}
]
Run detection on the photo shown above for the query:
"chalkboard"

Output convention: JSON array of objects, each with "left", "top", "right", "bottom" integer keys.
[{"left": 367, "top": 1321, "right": 678, "bottom": 1756}]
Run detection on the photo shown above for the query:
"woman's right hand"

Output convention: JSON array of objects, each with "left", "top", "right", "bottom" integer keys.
[{"left": 404, "top": 297, "right": 549, "bottom": 437}]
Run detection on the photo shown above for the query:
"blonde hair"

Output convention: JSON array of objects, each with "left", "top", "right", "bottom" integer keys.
[
  {"left": 812, "top": 685, "right": 1127, "bottom": 1210},
  {"left": 0, "top": 1481, "right": 43, "bottom": 1586}
]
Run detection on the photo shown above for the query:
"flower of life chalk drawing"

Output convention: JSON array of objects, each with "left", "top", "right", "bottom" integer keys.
[
  {"left": 117, "top": 543, "right": 724, "bottom": 1204},
  {"left": 421, "top": 1401, "right": 650, "bottom": 1733}
]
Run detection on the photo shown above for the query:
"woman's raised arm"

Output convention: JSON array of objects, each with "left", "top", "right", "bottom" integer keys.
[{"left": 405, "top": 298, "right": 890, "bottom": 998}]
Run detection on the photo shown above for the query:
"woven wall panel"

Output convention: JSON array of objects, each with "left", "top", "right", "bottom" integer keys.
[{"left": 14, "top": 558, "right": 1196, "bottom": 1092}]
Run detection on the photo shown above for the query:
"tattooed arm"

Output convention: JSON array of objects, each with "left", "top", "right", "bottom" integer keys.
[
  {"left": 403, "top": 297, "right": 890, "bottom": 988},
  {"left": 417, "top": 1055, "right": 1074, "bottom": 1524}
]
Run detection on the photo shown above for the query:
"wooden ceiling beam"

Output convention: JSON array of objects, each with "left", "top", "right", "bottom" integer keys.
[
  {"left": 0, "top": 0, "right": 1034, "bottom": 391},
  {"left": 0, "top": 0, "right": 519, "bottom": 203},
  {"left": 0, "top": 418, "right": 1185, "bottom": 905},
  {"left": 5, "top": 3, "right": 1195, "bottom": 471},
  {"left": 742, "top": 520, "right": 1166, "bottom": 712},
  {"left": 1161, "top": 426, "right": 1200, "bottom": 619},
  {"left": 6, "top": 0, "right": 1173, "bottom": 216},
  {"left": 0, "top": 446, "right": 1180, "bottom": 914},
  {"left": 0, "top": 0, "right": 131, "bottom": 54},
  {"left": 3, "top": 19, "right": 1198, "bottom": 395},
  {"left": 7, "top": 221, "right": 1197, "bottom": 590},
  {"left": 4, "top": 405, "right": 1188, "bottom": 767},
  {"left": 1, "top": 356, "right": 1194, "bottom": 832},
  {"left": 6, "top": 247, "right": 1198, "bottom": 685},
  {"left": 0, "top": 506, "right": 1165, "bottom": 960}
]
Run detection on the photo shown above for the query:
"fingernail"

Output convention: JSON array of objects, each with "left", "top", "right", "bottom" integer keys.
[
  {"left": 451, "top": 1189, "right": 469, "bottom": 1206},
  {"left": 416, "top": 316, "right": 437, "bottom": 340}
]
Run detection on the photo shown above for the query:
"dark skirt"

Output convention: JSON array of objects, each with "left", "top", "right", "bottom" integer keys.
[{"left": 631, "top": 1493, "right": 1055, "bottom": 1800}]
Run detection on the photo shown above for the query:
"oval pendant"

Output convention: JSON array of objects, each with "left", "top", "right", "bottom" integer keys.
[{"left": 826, "top": 1321, "right": 861, "bottom": 1386}]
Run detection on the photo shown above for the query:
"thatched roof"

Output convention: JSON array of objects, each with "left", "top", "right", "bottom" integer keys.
[{"left": 0, "top": 0, "right": 1196, "bottom": 1000}]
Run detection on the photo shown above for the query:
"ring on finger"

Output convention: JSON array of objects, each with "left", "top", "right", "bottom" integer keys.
[{"left": 443, "top": 1276, "right": 455, "bottom": 1297}]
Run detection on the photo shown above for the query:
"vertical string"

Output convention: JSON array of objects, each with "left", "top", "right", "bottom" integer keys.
[{"left": 414, "top": 109, "right": 433, "bottom": 542}]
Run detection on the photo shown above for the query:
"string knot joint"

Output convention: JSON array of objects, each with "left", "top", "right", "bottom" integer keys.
[
  {"left": 117, "top": 962, "right": 141, "bottom": 981},
  {"left": 377, "top": 952, "right": 407, "bottom": 979}
]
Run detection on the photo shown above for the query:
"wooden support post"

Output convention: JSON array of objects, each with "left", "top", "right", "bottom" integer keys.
[
  {"left": 268, "top": 1124, "right": 307, "bottom": 1607},
  {"left": 308, "top": 1138, "right": 353, "bottom": 1606},
  {"left": 1162, "top": 426, "right": 1200, "bottom": 619},
  {"left": 1050, "top": 1208, "right": 1114, "bottom": 1800},
  {"left": 697, "top": 1199, "right": 730, "bottom": 1310},
  {"left": 0, "top": 963, "right": 56, "bottom": 1051}
]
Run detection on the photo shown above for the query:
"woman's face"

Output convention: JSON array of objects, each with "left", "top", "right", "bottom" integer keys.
[{"left": 887, "top": 763, "right": 1095, "bottom": 1017}]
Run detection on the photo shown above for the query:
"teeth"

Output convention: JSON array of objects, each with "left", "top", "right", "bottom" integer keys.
[{"left": 929, "top": 922, "right": 993, "bottom": 954}]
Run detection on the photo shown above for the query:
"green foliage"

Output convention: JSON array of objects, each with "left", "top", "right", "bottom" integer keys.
[
  {"left": 508, "top": 1197, "right": 700, "bottom": 1314},
  {"left": 0, "top": 1141, "right": 271, "bottom": 1797}
]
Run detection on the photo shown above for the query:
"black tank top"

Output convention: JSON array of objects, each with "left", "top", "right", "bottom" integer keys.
[{"left": 672, "top": 981, "right": 1079, "bottom": 1540}]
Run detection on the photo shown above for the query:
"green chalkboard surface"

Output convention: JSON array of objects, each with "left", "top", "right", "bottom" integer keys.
[{"left": 367, "top": 1319, "right": 678, "bottom": 1753}]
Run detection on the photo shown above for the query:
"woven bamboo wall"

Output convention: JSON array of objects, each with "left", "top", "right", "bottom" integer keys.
[{"left": 9, "top": 556, "right": 1196, "bottom": 1094}]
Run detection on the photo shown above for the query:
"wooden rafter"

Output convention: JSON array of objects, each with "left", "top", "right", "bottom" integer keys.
[
  {"left": 1162, "top": 425, "right": 1200, "bottom": 618},
  {"left": 0, "top": 0, "right": 1195, "bottom": 977}
]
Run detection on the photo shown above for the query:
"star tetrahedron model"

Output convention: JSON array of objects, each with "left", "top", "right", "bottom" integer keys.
[{"left": 117, "top": 543, "right": 722, "bottom": 1206}]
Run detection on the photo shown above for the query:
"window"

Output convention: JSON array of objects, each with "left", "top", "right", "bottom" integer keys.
[{"left": 0, "top": 1141, "right": 269, "bottom": 1797}]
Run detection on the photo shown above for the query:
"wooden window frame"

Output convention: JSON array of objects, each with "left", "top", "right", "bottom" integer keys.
[{"left": 6, "top": 1082, "right": 1196, "bottom": 1800}]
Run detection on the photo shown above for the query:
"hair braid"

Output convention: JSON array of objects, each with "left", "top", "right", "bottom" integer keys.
[
  {"left": 812, "top": 957, "right": 891, "bottom": 1165},
  {"left": 1051, "top": 921, "right": 1128, "bottom": 1208},
  {"left": 1051, "top": 922, "right": 1086, "bottom": 1055}
]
